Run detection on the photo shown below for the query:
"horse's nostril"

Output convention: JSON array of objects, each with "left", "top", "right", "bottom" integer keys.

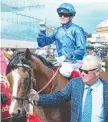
[
  {"left": 17, "top": 109, "right": 21, "bottom": 114},
  {"left": 11, "top": 108, "right": 22, "bottom": 117},
  {"left": 12, "top": 113, "right": 16, "bottom": 117}
]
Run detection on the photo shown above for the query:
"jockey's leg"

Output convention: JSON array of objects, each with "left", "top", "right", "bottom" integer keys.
[{"left": 59, "top": 62, "right": 81, "bottom": 78}]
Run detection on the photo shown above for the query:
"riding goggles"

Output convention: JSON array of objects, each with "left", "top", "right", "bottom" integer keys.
[
  {"left": 79, "top": 68, "right": 98, "bottom": 74},
  {"left": 58, "top": 12, "right": 72, "bottom": 17}
]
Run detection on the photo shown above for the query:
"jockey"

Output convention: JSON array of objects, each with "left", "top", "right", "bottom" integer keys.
[{"left": 37, "top": 3, "right": 87, "bottom": 78}]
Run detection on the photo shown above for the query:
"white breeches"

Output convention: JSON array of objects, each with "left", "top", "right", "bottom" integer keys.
[{"left": 59, "top": 61, "right": 82, "bottom": 77}]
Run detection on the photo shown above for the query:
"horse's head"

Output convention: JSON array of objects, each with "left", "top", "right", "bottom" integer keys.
[
  {"left": 6, "top": 50, "right": 33, "bottom": 117},
  {"left": 6, "top": 48, "right": 57, "bottom": 117}
]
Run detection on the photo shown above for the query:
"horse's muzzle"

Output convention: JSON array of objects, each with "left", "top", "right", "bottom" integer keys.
[{"left": 11, "top": 108, "right": 26, "bottom": 118}]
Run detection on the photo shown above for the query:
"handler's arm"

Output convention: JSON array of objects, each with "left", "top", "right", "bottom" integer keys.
[{"left": 35, "top": 80, "right": 72, "bottom": 106}]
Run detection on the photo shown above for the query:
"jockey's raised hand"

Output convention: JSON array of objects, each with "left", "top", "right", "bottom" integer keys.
[
  {"left": 39, "top": 19, "right": 46, "bottom": 32},
  {"left": 29, "top": 89, "right": 39, "bottom": 101}
]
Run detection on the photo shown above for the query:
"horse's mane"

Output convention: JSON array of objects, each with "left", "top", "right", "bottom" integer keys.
[
  {"left": 31, "top": 52, "right": 55, "bottom": 69},
  {"left": 6, "top": 51, "right": 55, "bottom": 74}
]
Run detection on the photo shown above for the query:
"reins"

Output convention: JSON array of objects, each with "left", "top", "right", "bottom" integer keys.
[{"left": 37, "top": 65, "right": 61, "bottom": 94}]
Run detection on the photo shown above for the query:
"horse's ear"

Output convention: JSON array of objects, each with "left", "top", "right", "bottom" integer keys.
[{"left": 25, "top": 48, "right": 31, "bottom": 60}]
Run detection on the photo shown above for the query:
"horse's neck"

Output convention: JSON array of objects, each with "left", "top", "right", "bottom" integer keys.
[
  {"left": 33, "top": 64, "right": 54, "bottom": 93},
  {"left": 54, "top": 72, "right": 69, "bottom": 91},
  {"left": 100, "top": 71, "right": 108, "bottom": 81},
  {"left": 32, "top": 58, "right": 69, "bottom": 93},
  {"left": 33, "top": 56, "right": 52, "bottom": 78},
  {"left": 37, "top": 64, "right": 52, "bottom": 79}
]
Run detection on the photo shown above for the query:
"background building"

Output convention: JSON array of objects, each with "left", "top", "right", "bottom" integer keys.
[
  {"left": 87, "top": 19, "right": 108, "bottom": 45},
  {"left": 96, "top": 19, "right": 108, "bottom": 43}
]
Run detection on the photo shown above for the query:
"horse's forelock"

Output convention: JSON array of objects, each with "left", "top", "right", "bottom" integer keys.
[{"left": 6, "top": 52, "right": 31, "bottom": 74}]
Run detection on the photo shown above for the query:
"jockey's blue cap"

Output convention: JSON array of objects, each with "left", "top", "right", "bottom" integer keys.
[{"left": 57, "top": 3, "right": 76, "bottom": 16}]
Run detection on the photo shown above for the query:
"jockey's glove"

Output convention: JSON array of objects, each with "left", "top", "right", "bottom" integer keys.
[
  {"left": 29, "top": 89, "right": 39, "bottom": 102},
  {"left": 39, "top": 20, "right": 46, "bottom": 32},
  {"left": 55, "top": 55, "right": 66, "bottom": 64}
]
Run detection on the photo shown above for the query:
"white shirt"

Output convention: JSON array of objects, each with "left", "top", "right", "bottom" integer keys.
[{"left": 82, "top": 79, "right": 104, "bottom": 122}]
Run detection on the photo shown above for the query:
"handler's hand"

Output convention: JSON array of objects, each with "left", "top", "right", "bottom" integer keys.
[{"left": 29, "top": 89, "right": 39, "bottom": 101}]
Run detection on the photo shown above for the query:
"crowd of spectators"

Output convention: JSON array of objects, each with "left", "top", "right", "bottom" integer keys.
[{"left": 86, "top": 47, "right": 108, "bottom": 60}]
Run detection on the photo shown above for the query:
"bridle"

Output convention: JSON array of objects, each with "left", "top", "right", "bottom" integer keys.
[
  {"left": 6, "top": 52, "right": 34, "bottom": 105},
  {"left": 7, "top": 52, "right": 60, "bottom": 112},
  {"left": 12, "top": 66, "right": 33, "bottom": 102}
]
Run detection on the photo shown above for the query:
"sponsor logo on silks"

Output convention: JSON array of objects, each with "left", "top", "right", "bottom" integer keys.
[{"left": 2, "top": 105, "right": 10, "bottom": 112}]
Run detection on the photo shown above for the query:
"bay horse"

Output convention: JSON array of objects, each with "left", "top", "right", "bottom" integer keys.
[
  {"left": 6, "top": 48, "right": 108, "bottom": 122},
  {"left": 6, "top": 48, "right": 71, "bottom": 122}
]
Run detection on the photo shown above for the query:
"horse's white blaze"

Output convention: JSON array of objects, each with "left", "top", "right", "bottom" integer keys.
[
  {"left": 29, "top": 102, "right": 33, "bottom": 114},
  {"left": 9, "top": 69, "right": 20, "bottom": 114}
]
